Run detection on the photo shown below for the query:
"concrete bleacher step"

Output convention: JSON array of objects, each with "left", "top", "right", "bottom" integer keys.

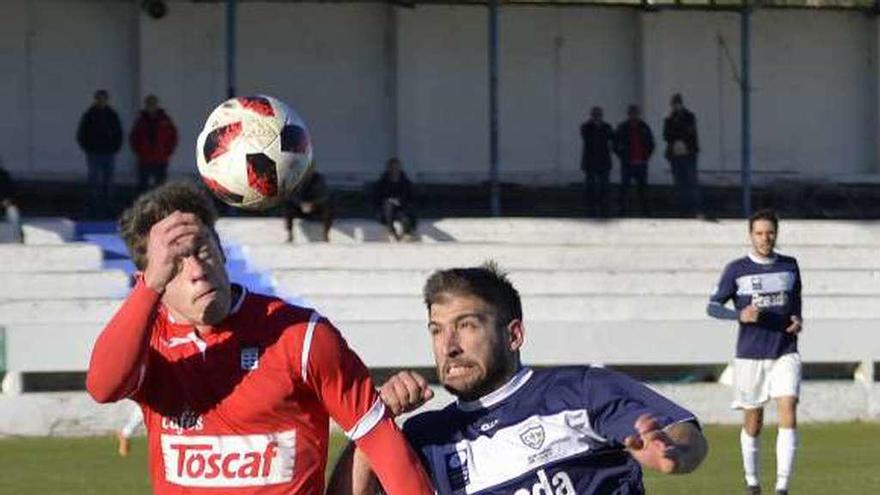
[
  {"left": 0, "top": 244, "right": 103, "bottom": 272},
  {"left": 271, "top": 268, "right": 880, "bottom": 297},
  {"left": 243, "top": 243, "right": 880, "bottom": 271},
  {"left": 2, "top": 323, "right": 102, "bottom": 372},
  {"left": 302, "top": 294, "right": 880, "bottom": 322},
  {"left": 0, "top": 271, "right": 130, "bottom": 300},
  {"left": 216, "top": 217, "right": 880, "bottom": 246},
  {"left": 332, "top": 319, "right": 878, "bottom": 368},
  {"left": 0, "top": 217, "right": 76, "bottom": 244},
  {"left": 0, "top": 298, "right": 121, "bottom": 324}
]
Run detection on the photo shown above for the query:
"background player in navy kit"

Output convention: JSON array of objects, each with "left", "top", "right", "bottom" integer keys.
[
  {"left": 706, "top": 209, "right": 802, "bottom": 495},
  {"left": 328, "top": 263, "right": 708, "bottom": 495}
]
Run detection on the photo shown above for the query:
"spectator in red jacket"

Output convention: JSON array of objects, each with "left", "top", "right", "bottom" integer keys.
[{"left": 130, "top": 95, "right": 178, "bottom": 194}]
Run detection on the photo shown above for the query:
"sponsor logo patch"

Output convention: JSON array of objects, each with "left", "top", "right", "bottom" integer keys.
[{"left": 161, "top": 430, "right": 295, "bottom": 487}]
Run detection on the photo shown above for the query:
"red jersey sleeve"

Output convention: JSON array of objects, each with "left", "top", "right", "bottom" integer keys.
[
  {"left": 300, "top": 314, "right": 434, "bottom": 495},
  {"left": 86, "top": 278, "right": 160, "bottom": 403},
  {"left": 301, "top": 315, "right": 384, "bottom": 436}
]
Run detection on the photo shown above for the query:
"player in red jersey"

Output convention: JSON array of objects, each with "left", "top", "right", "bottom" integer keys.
[{"left": 86, "top": 180, "right": 434, "bottom": 495}]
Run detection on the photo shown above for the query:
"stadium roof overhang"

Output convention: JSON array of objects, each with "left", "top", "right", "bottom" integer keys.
[{"left": 187, "top": 0, "right": 879, "bottom": 11}]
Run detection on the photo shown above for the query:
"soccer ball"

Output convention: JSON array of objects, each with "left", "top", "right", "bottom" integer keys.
[{"left": 196, "top": 95, "right": 313, "bottom": 210}]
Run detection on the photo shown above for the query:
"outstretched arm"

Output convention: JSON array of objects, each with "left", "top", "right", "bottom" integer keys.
[
  {"left": 327, "top": 371, "right": 434, "bottom": 495},
  {"left": 625, "top": 415, "right": 708, "bottom": 474}
]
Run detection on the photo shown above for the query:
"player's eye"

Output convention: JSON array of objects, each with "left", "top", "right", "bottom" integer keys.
[
  {"left": 457, "top": 319, "right": 478, "bottom": 331},
  {"left": 427, "top": 325, "right": 441, "bottom": 336}
]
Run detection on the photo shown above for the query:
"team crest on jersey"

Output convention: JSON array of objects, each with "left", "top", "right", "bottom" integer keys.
[
  {"left": 240, "top": 346, "right": 260, "bottom": 370},
  {"left": 520, "top": 425, "right": 546, "bottom": 450},
  {"left": 750, "top": 276, "right": 763, "bottom": 291}
]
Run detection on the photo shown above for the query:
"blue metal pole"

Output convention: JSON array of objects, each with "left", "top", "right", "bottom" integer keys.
[
  {"left": 488, "top": 0, "right": 500, "bottom": 216},
  {"left": 741, "top": 4, "right": 752, "bottom": 218},
  {"left": 226, "top": 0, "right": 237, "bottom": 98}
]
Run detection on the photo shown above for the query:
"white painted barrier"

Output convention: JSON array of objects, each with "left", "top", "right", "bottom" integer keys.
[
  {"left": 243, "top": 243, "right": 880, "bottom": 271},
  {"left": 272, "top": 268, "right": 880, "bottom": 297},
  {"left": 217, "top": 218, "right": 880, "bottom": 246},
  {"left": 304, "top": 294, "right": 880, "bottom": 322}
]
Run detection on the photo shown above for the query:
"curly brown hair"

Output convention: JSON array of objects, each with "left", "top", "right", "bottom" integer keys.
[{"left": 119, "top": 180, "right": 219, "bottom": 270}]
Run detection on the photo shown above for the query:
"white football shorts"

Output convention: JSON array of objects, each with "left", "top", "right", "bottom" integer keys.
[{"left": 731, "top": 352, "right": 801, "bottom": 410}]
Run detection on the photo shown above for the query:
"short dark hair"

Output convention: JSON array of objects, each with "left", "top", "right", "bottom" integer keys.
[
  {"left": 119, "top": 180, "right": 219, "bottom": 270},
  {"left": 94, "top": 89, "right": 108, "bottom": 99},
  {"left": 749, "top": 208, "right": 779, "bottom": 232},
  {"left": 423, "top": 262, "right": 522, "bottom": 326}
]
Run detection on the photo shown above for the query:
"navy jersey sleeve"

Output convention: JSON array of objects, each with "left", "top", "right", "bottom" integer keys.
[
  {"left": 791, "top": 260, "right": 802, "bottom": 318},
  {"left": 402, "top": 413, "right": 437, "bottom": 474},
  {"left": 709, "top": 262, "right": 737, "bottom": 306},
  {"left": 585, "top": 368, "right": 697, "bottom": 446}
]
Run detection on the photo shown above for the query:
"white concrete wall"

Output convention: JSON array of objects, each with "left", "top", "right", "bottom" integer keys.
[
  {"left": 138, "top": 1, "right": 225, "bottom": 180},
  {"left": 237, "top": 3, "right": 395, "bottom": 180},
  {"left": 641, "top": 9, "right": 877, "bottom": 184},
  {"left": 397, "top": 6, "right": 639, "bottom": 184},
  {"left": 0, "top": 2, "right": 877, "bottom": 185},
  {"left": 0, "top": 0, "right": 139, "bottom": 181}
]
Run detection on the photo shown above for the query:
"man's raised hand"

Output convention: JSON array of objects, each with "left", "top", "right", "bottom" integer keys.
[
  {"left": 624, "top": 414, "right": 678, "bottom": 474},
  {"left": 142, "top": 212, "right": 205, "bottom": 293},
  {"left": 380, "top": 371, "right": 434, "bottom": 417}
]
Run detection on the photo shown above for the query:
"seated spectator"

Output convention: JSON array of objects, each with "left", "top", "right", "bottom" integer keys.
[
  {"left": 373, "top": 157, "right": 417, "bottom": 241},
  {"left": 0, "top": 163, "right": 23, "bottom": 243},
  {"left": 283, "top": 169, "right": 334, "bottom": 242}
]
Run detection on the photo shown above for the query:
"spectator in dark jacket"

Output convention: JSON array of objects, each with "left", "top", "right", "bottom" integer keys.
[
  {"left": 663, "top": 93, "right": 703, "bottom": 217},
  {"left": 580, "top": 106, "right": 615, "bottom": 217},
  {"left": 373, "top": 157, "right": 417, "bottom": 241},
  {"left": 130, "top": 95, "right": 178, "bottom": 194},
  {"left": 614, "top": 104, "right": 655, "bottom": 216},
  {"left": 284, "top": 169, "right": 334, "bottom": 242},
  {"left": 76, "top": 89, "right": 123, "bottom": 218}
]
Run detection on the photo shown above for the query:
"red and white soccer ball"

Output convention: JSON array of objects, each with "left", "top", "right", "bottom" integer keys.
[{"left": 196, "top": 95, "right": 313, "bottom": 210}]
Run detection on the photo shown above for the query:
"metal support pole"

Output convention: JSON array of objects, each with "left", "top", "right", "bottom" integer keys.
[
  {"left": 488, "top": 0, "right": 500, "bottom": 216},
  {"left": 740, "top": 4, "right": 752, "bottom": 218},
  {"left": 226, "top": 0, "right": 237, "bottom": 98}
]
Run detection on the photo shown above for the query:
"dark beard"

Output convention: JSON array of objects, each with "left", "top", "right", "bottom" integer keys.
[{"left": 446, "top": 348, "right": 516, "bottom": 402}]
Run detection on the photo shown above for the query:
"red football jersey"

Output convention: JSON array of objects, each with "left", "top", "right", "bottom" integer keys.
[{"left": 128, "top": 287, "right": 385, "bottom": 494}]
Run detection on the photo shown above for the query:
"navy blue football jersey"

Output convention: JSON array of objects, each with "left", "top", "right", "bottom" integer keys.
[
  {"left": 403, "top": 367, "right": 697, "bottom": 495},
  {"left": 709, "top": 252, "right": 802, "bottom": 359}
]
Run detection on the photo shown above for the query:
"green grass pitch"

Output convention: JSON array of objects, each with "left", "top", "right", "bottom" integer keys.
[{"left": 1, "top": 423, "right": 877, "bottom": 494}]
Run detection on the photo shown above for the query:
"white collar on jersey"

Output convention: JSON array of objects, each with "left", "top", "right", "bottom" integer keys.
[
  {"left": 457, "top": 367, "right": 534, "bottom": 412},
  {"left": 165, "top": 283, "right": 247, "bottom": 324},
  {"left": 748, "top": 251, "right": 778, "bottom": 265}
]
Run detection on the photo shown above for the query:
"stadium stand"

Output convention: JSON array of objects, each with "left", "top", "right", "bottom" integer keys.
[{"left": 0, "top": 217, "right": 877, "bottom": 435}]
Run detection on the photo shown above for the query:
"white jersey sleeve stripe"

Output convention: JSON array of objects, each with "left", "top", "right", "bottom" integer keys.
[
  {"left": 345, "top": 397, "right": 386, "bottom": 441},
  {"left": 124, "top": 363, "right": 147, "bottom": 399},
  {"left": 300, "top": 311, "right": 321, "bottom": 383}
]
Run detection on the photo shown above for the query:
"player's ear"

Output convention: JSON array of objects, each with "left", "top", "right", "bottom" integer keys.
[{"left": 506, "top": 319, "right": 525, "bottom": 352}]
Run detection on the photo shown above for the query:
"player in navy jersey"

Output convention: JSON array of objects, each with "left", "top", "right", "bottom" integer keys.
[
  {"left": 328, "top": 263, "right": 708, "bottom": 495},
  {"left": 706, "top": 209, "right": 802, "bottom": 495}
]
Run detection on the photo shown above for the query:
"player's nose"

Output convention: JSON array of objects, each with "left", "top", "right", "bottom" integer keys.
[{"left": 183, "top": 256, "right": 208, "bottom": 280}]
